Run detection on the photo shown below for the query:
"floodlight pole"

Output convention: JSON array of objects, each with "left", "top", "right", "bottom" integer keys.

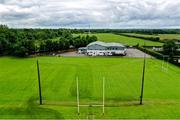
[
  {"left": 88, "top": 25, "right": 91, "bottom": 34},
  {"left": 140, "top": 40, "right": 146, "bottom": 105},
  {"left": 166, "top": 57, "right": 169, "bottom": 72},
  {"left": 37, "top": 59, "right": 42, "bottom": 105},
  {"left": 162, "top": 56, "right": 164, "bottom": 70},
  {"left": 76, "top": 76, "right": 80, "bottom": 115},
  {"left": 103, "top": 77, "right": 105, "bottom": 115}
]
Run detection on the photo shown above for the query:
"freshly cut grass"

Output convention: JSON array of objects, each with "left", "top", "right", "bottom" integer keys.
[
  {"left": 158, "top": 34, "right": 180, "bottom": 40},
  {"left": 122, "top": 33, "right": 180, "bottom": 41},
  {"left": 0, "top": 57, "right": 180, "bottom": 119},
  {"left": 75, "top": 33, "right": 163, "bottom": 46}
]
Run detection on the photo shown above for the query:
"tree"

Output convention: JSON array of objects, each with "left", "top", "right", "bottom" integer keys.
[
  {"left": 163, "top": 40, "right": 178, "bottom": 58},
  {"left": 39, "top": 41, "right": 46, "bottom": 52},
  {"left": 0, "top": 34, "right": 8, "bottom": 53},
  {"left": 59, "top": 37, "right": 70, "bottom": 49},
  {"left": 58, "top": 40, "right": 65, "bottom": 50},
  {"left": 0, "top": 25, "right": 8, "bottom": 29},
  {"left": 90, "top": 35, "right": 98, "bottom": 42},
  {"left": 24, "top": 40, "right": 36, "bottom": 54},
  {"left": 12, "top": 41, "right": 28, "bottom": 57},
  {"left": 0, "top": 24, "right": 98, "bottom": 56},
  {"left": 45, "top": 40, "right": 53, "bottom": 51}
]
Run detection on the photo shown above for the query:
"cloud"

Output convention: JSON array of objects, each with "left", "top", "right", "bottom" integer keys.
[{"left": 0, "top": 0, "right": 180, "bottom": 28}]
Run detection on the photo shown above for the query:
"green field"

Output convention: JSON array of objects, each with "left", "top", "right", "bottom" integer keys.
[
  {"left": 158, "top": 34, "right": 180, "bottom": 40},
  {"left": 0, "top": 56, "right": 180, "bottom": 119},
  {"left": 123, "top": 33, "right": 180, "bottom": 41},
  {"left": 75, "top": 33, "right": 163, "bottom": 46}
]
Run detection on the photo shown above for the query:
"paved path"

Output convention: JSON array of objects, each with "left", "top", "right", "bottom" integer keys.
[
  {"left": 125, "top": 48, "right": 152, "bottom": 58},
  {"left": 60, "top": 51, "right": 86, "bottom": 57}
]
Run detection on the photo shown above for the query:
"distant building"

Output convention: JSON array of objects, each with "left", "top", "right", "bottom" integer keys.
[
  {"left": 175, "top": 41, "right": 180, "bottom": 46},
  {"left": 78, "top": 41, "right": 127, "bottom": 56}
]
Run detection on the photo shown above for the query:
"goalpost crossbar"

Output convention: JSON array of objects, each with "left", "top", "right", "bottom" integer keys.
[{"left": 79, "top": 104, "right": 104, "bottom": 107}]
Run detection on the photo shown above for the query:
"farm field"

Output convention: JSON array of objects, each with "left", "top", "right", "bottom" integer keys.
[
  {"left": 75, "top": 33, "right": 163, "bottom": 46},
  {"left": 0, "top": 57, "right": 180, "bottom": 119},
  {"left": 158, "top": 34, "right": 180, "bottom": 40},
  {"left": 122, "top": 33, "right": 180, "bottom": 41}
]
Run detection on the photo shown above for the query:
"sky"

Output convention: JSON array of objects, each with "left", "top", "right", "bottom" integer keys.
[{"left": 0, "top": 0, "right": 180, "bottom": 28}]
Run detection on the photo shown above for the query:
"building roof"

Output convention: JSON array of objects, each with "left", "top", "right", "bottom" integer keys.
[
  {"left": 175, "top": 42, "right": 180, "bottom": 45},
  {"left": 78, "top": 47, "right": 87, "bottom": 50},
  {"left": 87, "top": 41, "right": 125, "bottom": 47}
]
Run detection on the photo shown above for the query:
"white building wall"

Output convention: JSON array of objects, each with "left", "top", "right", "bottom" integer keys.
[{"left": 87, "top": 49, "right": 126, "bottom": 56}]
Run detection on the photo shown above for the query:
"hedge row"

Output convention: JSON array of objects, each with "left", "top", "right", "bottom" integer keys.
[
  {"left": 136, "top": 46, "right": 163, "bottom": 59},
  {"left": 136, "top": 46, "right": 180, "bottom": 66},
  {"left": 117, "top": 33, "right": 162, "bottom": 42}
]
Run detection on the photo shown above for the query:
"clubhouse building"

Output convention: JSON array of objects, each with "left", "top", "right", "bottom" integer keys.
[{"left": 78, "top": 41, "right": 127, "bottom": 56}]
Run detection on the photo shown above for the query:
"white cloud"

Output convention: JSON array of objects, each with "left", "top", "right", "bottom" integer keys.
[{"left": 0, "top": 0, "right": 180, "bottom": 28}]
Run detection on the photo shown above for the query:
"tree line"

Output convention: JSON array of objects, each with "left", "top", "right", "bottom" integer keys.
[
  {"left": 0, "top": 25, "right": 97, "bottom": 57},
  {"left": 38, "top": 35, "right": 97, "bottom": 53},
  {"left": 117, "top": 33, "right": 161, "bottom": 42},
  {"left": 71, "top": 29, "right": 180, "bottom": 34}
]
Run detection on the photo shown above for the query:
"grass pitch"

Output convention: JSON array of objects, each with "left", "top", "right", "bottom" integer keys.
[{"left": 0, "top": 57, "right": 180, "bottom": 119}]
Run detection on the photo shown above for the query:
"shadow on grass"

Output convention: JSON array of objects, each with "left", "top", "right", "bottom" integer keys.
[
  {"left": 104, "top": 97, "right": 142, "bottom": 107},
  {"left": 0, "top": 97, "right": 63, "bottom": 119},
  {"left": 106, "top": 96, "right": 139, "bottom": 102}
]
